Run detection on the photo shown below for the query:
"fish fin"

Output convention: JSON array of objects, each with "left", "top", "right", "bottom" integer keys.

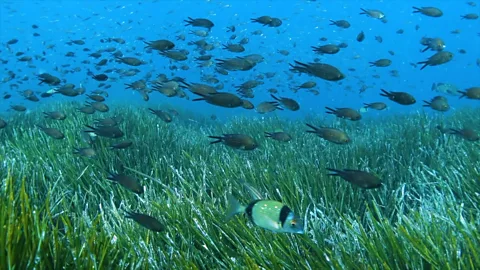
[
  {"left": 240, "top": 179, "right": 263, "bottom": 200},
  {"left": 305, "top": 123, "right": 318, "bottom": 133},
  {"left": 326, "top": 168, "right": 342, "bottom": 176},
  {"left": 106, "top": 172, "right": 117, "bottom": 182},
  {"left": 379, "top": 89, "right": 390, "bottom": 97},
  {"left": 325, "top": 107, "right": 336, "bottom": 114},
  {"left": 124, "top": 210, "right": 136, "bottom": 219},
  {"left": 192, "top": 98, "right": 205, "bottom": 102},
  {"left": 84, "top": 125, "right": 97, "bottom": 132},
  {"left": 225, "top": 194, "right": 244, "bottom": 222},
  {"left": 208, "top": 136, "right": 223, "bottom": 144}
]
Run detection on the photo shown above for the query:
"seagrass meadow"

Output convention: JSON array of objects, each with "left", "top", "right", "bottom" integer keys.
[{"left": 0, "top": 102, "right": 479, "bottom": 269}]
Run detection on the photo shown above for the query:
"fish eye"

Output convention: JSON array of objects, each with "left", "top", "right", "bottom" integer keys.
[{"left": 290, "top": 220, "right": 297, "bottom": 227}]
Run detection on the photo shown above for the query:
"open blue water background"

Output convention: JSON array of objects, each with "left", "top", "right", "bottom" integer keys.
[{"left": 0, "top": 0, "right": 478, "bottom": 120}]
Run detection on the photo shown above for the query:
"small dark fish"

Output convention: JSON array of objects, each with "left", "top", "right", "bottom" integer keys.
[
  {"left": 77, "top": 106, "right": 96, "bottom": 114},
  {"left": 73, "top": 147, "right": 96, "bottom": 158},
  {"left": 356, "top": 31, "right": 365, "bottom": 42},
  {"left": 369, "top": 59, "right": 392, "bottom": 67},
  {"left": 109, "top": 140, "right": 133, "bottom": 150},
  {"left": 94, "top": 116, "right": 123, "bottom": 127},
  {"left": 305, "top": 124, "right": 350, "bottom": 144},
  {"left": 43, "top": 111, "right": 66, "bottom": 120},
  {"left": 412, "top": 6, "right": 443, "bottom": 17},
  {"left": 7, "top": 39, "right": 18, "bottom": 45},
  {"left": 380, "top": 89, "right": 416, "bottom": 105},
  {"left": 271, "top": 94, "right": 300, "bottom": 111},
  {"left": 423, "top": 96, "right": 450, "bottom": 112},
  {"left": 296, "top": 81, "right": 316, "bottom": 90},
  {"left": 290, "top": 61, "right": 345, "bottom": 81},
  {"left": 449, "top": 128, "right": 479, "bottom": 141},
  {"left": 116, "top": 56, "right": 145, "bottom": 66},
  {"left": 325, "top": 107, "right": 361, "bottom": 121},
  {"left": 107, "top": 172, "right": 143, "bottom": 194},
  {"left": 458, "top": 87, "right": 480, "bottom": 100},
  {"left": 417, "top": 51, "right": 454, "bottom": 70},
  {"left": 86, "top": 94, "right": 105, "bottom": 102},
  {"left": 326, "top": 168, "right": 382, "bottom": 189},
  {"left": 312, "top": 44, "right": 340, "bottom": 54},
  {"left": 10, "top": 105, "right": 27, "bottom": 112},
  {"left": 36, "top": 125, "right": 65, "bottom": 139},
  {"left": 125, "top": 211, "right": 164, "bottom": 232},
  {"left": 264, "top": 131, "right": 292, "bottom": 142},
  {"left": 460, "top": 13, "right": 478, "bottom": 20},
  {"left": 148, "top": 108, "right": 172, "bottom": 123},
  {"left": 329, "top": 19, "right": 350, "bottom": 28},
  {"left": 359, "top": 8, "right": 385, "bottom": 19},
  {"left": 251, "top": 16, "right": 273, "bottom": 25},
  {"left": 184, "top": 17, "right": 214, "bottom": 30},
  {"left": 0, "top": 118, "right": 7, "bottom": 129},
  {"left": 192, "top": 92, "right": 243, "bottom": 108},
  {"left": 144, "top": 39, "right": 175, "bottom": 51},
  {"left": 84, "top": 125, "right": 123, "bottom": 138},
  {"left": 363, "top": 102, "right": 387, "bottom": 111},
  {"left": 88, "top": 70, "right": 108, "bottom": 81},
  {"left": 208, "top": 134, "right": 258, "bottom": 150},
  {"left": 38, "top": 73, "right": 61, "bottom": 85}
]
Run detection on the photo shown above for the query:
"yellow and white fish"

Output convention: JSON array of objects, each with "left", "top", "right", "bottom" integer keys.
[{"left": 226, "top": 194, "right": 304, "bottom": 234}]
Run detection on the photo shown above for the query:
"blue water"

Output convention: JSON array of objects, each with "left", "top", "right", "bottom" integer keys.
[{"left": 0, "top": 0, "right": 478, "bottom": 120}]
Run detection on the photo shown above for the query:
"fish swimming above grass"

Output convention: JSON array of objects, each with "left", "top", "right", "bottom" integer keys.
[{"left": 226, "top": 194, "right": 304, "bottom": 234}]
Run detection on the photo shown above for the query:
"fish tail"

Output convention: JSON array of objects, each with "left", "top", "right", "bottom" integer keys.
[
  {"left": 326, "top": 168, "right": 342, "bottom": 176},
  {"left": 225, "top": 194, "right": 244, "bottom": 222},
  {"left": 359, "top": 8, "right": 367, "bottom": 14},
  {"left": 270, "top": 94, "right": 279, "bottom": 101},
  {"left": 449, "top": 129, "right": 460, "bottom": 135},
  {"left": 106, "top": 172, "right": 118, "bottom": 182},
  {"left": 412, "top": 6, "right": 420, "bottom": 12},
  {"left": 264, "top": 132, "right": 272, "bottom": 138},
  {"left": 192, "top": 98, "right": 205, "bottom": 102},
  {"left": 305, "top": 123, "right": 318, "bottom": 133},
  {"left": 457, "top": 91, "right": 466, "bottom": 99},
  {"left": 124, "top": 210, "right": 136, "bottom": 219},
  {"left": 422, "top": 100, "right": 431, "bottom": 106},
  {"left": 208, "top": 136, "right": 223, "bottom": 144},
  {"left": 379, "top": 89, "right": 389, "bottom": 97},
  {"left": 84, "top": 125, "right": 97, "bottom": 132},
  {"left": 325, "top": 107, "right": 336, "bottom": 114}
]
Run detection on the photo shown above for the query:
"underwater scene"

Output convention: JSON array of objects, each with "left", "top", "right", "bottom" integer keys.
[{"left": 0, "top": 0, "right": 479, "bottom": 269}]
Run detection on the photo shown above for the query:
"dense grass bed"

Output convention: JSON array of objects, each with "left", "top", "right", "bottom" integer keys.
[{"left": 1, "top": 102, "right": 479, "bottom": 269}]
